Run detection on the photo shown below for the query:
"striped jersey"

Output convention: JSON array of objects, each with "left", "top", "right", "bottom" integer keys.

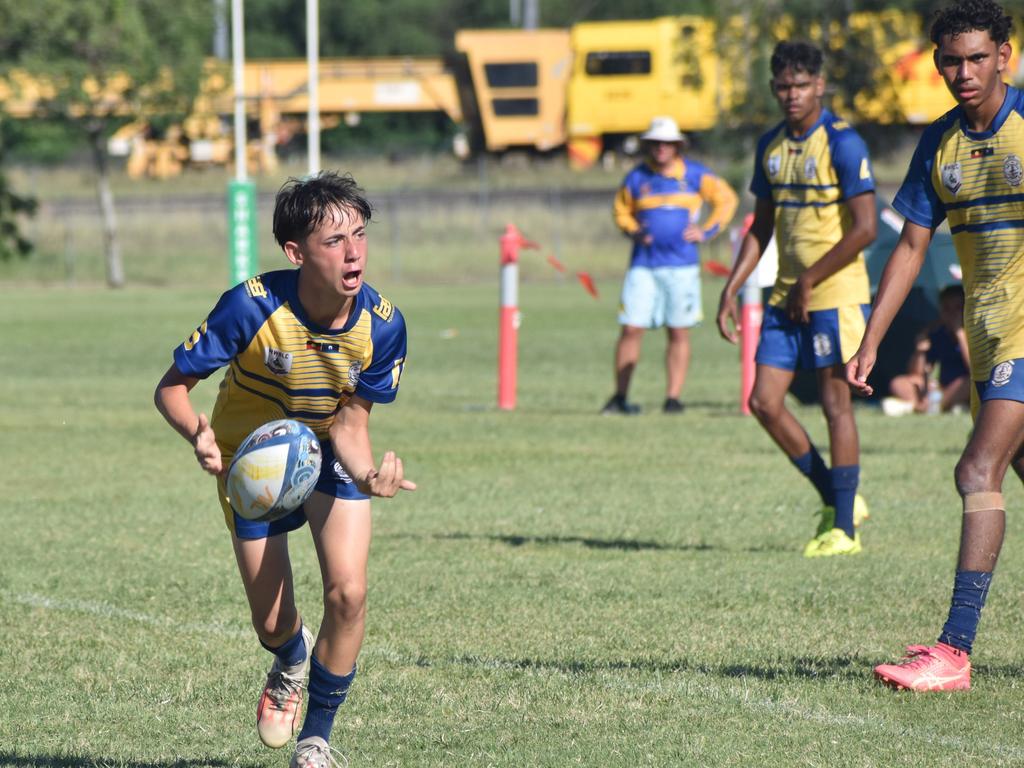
[
  {"left": 173, "top": 269, "right": 406, "bottom": 462},
  {"left": 893, "top": 85, "right": 1024, "bottom": 380},
  {"left": 751, "top": 108, "right": 875, "bottom": 310},
  {"left": 613, "top": 157, "right": 738, "bottom": 268}
]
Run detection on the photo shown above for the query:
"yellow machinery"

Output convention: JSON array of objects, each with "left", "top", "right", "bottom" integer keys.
[
  {"left": 566, "top": 16, "right": 720, "bottom": 167},
  {"left": 454, "top": 28, "right": 572, "bottom": 153},
  {"left": 6, "top": 12, "right": 1020, "bottom": 177}
]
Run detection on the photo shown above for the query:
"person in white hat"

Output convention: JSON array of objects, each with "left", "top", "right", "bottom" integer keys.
[{"left": 603, "top": 116, "right": 738, "bottom": 415}]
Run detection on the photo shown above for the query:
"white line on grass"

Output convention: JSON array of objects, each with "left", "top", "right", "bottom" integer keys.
[{"left": 7, "top": 591, "right": 1023, "bottom": 760}]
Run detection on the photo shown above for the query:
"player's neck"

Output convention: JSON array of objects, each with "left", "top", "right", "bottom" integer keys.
[
  {"left": 297, "top": 281, "right": 354, "bottom": 329},
  {"left": 963, "top": 81, "right": 1008, "bottom": 133},
  {"left": 785, "top": 105, "right": 822, "bottom": 138}
]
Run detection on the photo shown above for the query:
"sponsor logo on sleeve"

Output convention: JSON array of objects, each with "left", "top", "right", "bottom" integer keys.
[
  {"left": 183, "top": 320, "right": 208, "bottom": 352},
  {"left": 244, "top": 276, "right": 267, "bottom": 299},
  {"left": 373, "top": 296, "right": 395, "bottom": 322}
]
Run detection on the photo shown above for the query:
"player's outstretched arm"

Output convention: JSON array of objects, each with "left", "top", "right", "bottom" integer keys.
[
  {"left": 154, "top": 363, "right": 223, "bottom": 475},
  {"left": 717, "top": 197, "right": 774, "bottom": 344},
  {"left": 846, "top": 219, "right": 934, "bottom": 397},
  {"left": 330, "top": 395, "right": 416, "bottom": 497}
]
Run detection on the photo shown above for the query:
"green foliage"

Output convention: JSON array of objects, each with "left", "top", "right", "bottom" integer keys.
[{"left": 0, "top": 0, "right": 213, "bottom": 137}]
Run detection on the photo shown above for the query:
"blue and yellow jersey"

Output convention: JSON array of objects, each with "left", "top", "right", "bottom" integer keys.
[
  {"left": 613, "top": 156, "right": 738, "bottom": 269},
  {"left": 751, "top": 108, "right": 875, "bottom": 310},
  {"left": 173, "top": 269, "right": 407, "bottom": 462},
  {"left": 893, "top": 86, "right": 1024, "bottom": 381}
]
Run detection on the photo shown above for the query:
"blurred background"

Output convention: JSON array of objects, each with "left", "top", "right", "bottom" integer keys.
[{"left": 0, "top": 0, "right": 1007, "bottom": 293}]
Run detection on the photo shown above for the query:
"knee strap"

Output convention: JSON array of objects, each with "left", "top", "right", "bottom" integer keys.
[{"left": 964, "top": 492, "right": 1004, "bottom": 513}]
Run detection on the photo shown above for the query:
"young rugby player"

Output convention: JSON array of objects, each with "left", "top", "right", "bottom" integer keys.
[
  {"left": 717, "top": 41, "right": 877, "bottom": 556},
  {"left": 155, "top": 171, "right": 414, "bottom": 764},
  {"left": 849, "top": 0, "right": 1021, "bottom": 691}
]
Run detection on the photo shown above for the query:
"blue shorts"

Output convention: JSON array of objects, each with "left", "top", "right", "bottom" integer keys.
[
  {"left": 974, "top": 359, "right": 1024, "bottom": 407},
  {"left": 219, "top": 439, "right": 369, "bottom": 540},
  {"left": 618, "top": 265, "right": 702, "bottom": 329},
  {"left": 755, "top": 304, "right": 870, "bottom": 371}
]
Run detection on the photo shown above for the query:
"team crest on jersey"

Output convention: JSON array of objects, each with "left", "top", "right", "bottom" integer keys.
[
  {"left": 1004, "top": 154, "right": 1023, "bottom": 186},
  {"left": 992, "top": 360, "right": 1015, "bottom": 388},
  {"left": 264, "top": 347, "right": 293, "bottom": 375},
  {"left": 941, "top": 162, "right": 962, "bottom": 194},
  {"left": 767, "top": 154, "right": 781, "bottom": 177},
  {"left": 812, "top": 333, "right": 832, "bottom": 358},
  {"left": 803, "top": 156, "right": 817, "bottom": 180},
  {"left": 347, "top": 360, "right": 363, "bottom": 388}
]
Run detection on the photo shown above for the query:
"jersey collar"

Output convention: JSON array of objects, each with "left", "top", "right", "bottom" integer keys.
[
  {"left": 645, "top": 156, "right": 685, "bottom": 180},
  {"left": 960, "top": 84, "right": 1016, "bottom": 140},
  {"left": 287, "top": 268, "right": 365, "bottom": 335},
  {"left": 785, "top": 107, "right": 830, "bottom": 142}
]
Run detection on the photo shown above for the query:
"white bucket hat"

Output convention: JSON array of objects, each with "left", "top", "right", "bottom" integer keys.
[{"left": 640, "top": 116, "right": 685, "bottom": 143}]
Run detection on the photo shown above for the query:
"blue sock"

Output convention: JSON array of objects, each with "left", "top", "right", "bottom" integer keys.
[
  {"left": 791, "top": 447, "right": 832, "bottom": 506},
  {"left": 298, "top": 656, "right": 356, "bottom": 743},
  {"left": 830, "top": 465, "right": 859, "bottom": 537},
  {"left": 260, "top": 624, "right": 307, "bottom": 668},
  {"left": 938, "top": 570, "right": 993, "bottom": 654}
]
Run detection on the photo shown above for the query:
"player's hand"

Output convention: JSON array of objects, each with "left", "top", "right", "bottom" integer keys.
[
  {"left": 683, "top": 224, "right": 705, "bottom": 243},
  {"left": 632, "top": 230, "right": 653, "bottom": 246},
  {"left": 716, "top": 291, "right": 740, "bottom": 345},
  {"left": 362, "top": 451, "right": 417, "bottom": 497},
  {"left": 846, "top": 347, "right": 876, "bottom": 398},
  {"left": 192, "top": 412, "right": 223, "bottom": 476},
  {"left": 785, "top": 277, "right": 812, "bottom": 324}
]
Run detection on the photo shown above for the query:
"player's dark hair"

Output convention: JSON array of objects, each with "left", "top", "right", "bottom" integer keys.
[
  {"left": 930, "top": 0, "right": 1013, "bottom": 46},
  {"left": 770, "top": 41, "right": 824, "bottom": 77},
  {"left": 939, "top": 283, "right": 966, "bottom": 302},
  {"left": 273, "top": 171, "right": 373, "bottom": 247}
]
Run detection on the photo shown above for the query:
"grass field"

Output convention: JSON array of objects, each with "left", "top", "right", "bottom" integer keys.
[{"left": 3, "top": 265, "right": 1024, "bottom": 768}]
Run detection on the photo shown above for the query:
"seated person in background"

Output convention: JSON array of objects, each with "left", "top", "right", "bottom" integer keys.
[{"left": 882, "top": 284, "right": 969, "bottom": 415}]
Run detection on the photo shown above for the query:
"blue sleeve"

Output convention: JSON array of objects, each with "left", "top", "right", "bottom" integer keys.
[
  {"left": 892, "top": 125, "right": 946, "bottom": 230},
  {"left": 749, "top": 133, "right": 771, "bottom": 199},
  {"left": 355, "top": 306, "right": 408, "bottom": 404},
  {"left": 172, "top": 284, "right": 268, "bottom": 379},
  {"left": 830, "top": 128, "right": 875, "bottom": 199}
]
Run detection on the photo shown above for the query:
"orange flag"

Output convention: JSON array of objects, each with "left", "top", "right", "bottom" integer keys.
[{"left": 576, "top": 271, "right": 598, "bottom": 299}]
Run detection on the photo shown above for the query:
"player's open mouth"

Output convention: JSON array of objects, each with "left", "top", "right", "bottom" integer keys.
[{"left": 342, "top": 270, "right": 362, "bottom": 289}]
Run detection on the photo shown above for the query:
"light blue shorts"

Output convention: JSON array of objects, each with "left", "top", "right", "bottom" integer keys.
[{"left": 618, "top": 265, "right": 702, "bottom": 329}]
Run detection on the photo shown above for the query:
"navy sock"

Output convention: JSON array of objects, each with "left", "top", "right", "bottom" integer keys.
[
  {"left": 298, "top": 656, "right": 356, "bottom": 743},
  {"left": 938, "top": 570, "right": 993, "bottom": 654},
  {"left": 260, "top": 625, "right": 307, "bottom": 668},
  {"left": 830, "top": 465, "right": 859, "bottom": 537},
  {"left": 791, "top": 447, "right": 832, "bottom": 506}
]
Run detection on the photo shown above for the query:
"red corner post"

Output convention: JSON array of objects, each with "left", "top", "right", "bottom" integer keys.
[{"left": 498, "top": 224, "right": 536, "bottom": 410}]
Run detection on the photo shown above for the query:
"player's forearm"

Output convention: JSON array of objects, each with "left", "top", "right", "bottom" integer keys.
[
  {"left": 329, "top": 420, "right": 376, "bottom": 490},
  {"left": 154, "top": 369, "right": 201, "bottom": 445},
  {"left": 722, "top": 229, "right": 767, "bottom": 299},
  {"left": 863, "top": 240, "right": 927, "bottom": 350}
]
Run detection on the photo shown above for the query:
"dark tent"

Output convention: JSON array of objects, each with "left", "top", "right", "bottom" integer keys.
[{"left": 788, "top": 203, "right": 961, "bottom": 403}]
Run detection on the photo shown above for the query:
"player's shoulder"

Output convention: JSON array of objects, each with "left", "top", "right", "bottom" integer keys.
[
  {"left": 757, "top": 121, "right": 786, "bottom": 150},
  {"left": 918, "top": 106, "right": 962, "bottom": 154},
  {"left": 360, "top": 282, "right": 405, "bottom": 328},
  {"left": 621, "top": 161, "right": 651, "bottom": 185},
  {"left": 215, "top": 269, "right": 293, "bottom": 319}
]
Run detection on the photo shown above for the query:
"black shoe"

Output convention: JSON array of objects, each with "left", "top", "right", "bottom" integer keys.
[
  {"left": 601, "top": 394, "right": 641, "bottom": 415},
  {"left": 663, "top": 398, "right": 685, "bottom": 413}
]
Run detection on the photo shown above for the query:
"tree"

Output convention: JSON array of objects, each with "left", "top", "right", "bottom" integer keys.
[{"left": 0, "top": 1, "right": 213, "bottom": 287}]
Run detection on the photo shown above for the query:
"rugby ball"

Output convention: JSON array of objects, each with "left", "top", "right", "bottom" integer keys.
[{"left": 226, "top": 419, "right": 322, "bottom": 522}]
